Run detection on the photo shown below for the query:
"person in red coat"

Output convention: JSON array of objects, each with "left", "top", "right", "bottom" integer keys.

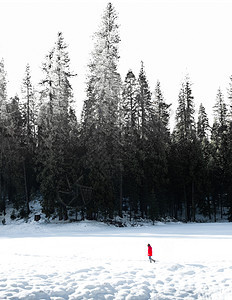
[{"left": 147, "top": 244, "right": 155, "bottom": 263}]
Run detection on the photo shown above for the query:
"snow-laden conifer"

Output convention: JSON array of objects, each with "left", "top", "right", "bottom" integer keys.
[
  {"left": 37, "top": 32, "right": 76, "bottom": 218},
  {"left": 81, "top": 3, "right": 122, "bottom": 218}
]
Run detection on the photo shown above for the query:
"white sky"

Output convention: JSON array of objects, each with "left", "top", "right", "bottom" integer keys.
[{"left": 1, "top": 0, "right": 232, "bottom": 125}]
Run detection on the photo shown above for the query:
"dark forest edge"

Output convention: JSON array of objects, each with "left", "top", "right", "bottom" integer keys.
[
  {"left": 0, "top": 198, "right": 229, "bottom": 226},
  {"left": 1, "top": 3, "right": 232, "bottom": 224}
]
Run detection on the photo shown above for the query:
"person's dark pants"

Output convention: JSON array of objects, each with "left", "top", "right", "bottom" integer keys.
[{"left": 149, "top": 256, "right": 155, "bottom": 263}]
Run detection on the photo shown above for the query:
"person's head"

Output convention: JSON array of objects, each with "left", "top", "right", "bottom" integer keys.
[{"left": 147, "top": 244, "right": 150, "bottom": 247}]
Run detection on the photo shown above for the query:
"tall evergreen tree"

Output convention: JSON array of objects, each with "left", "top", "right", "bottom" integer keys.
[
  {"left": 150, "top": 80, "right": 171, "bottom": 217},
  {"left": 137, "top": 63, "right": 170, "bottom": 219},
  {"left": 0, "top": 59, "right": 8, "bottom": 214},
  {"left": 0, "top": 66, "right": 26, "bottom": 216},
  {"left": 81, "top": 2, "right": 122, "bottom": 218},
  {"left": 5, "top": 96, "right": 26, "bottom": 212},
  {"left": 120, "top": 70, "right": 141, "bottom": 217},
  {"left": 226, "top": 122, "right": 232, "bottom": 221},
  {"left": 196, "top": 103, "right": 213, "bottom": 219},
  {"left": 135, "top": 62, "right": 153, "bottom": 217},
  {"left": 37, "top": 32, "right": 76, "bottom": 218},
  {"left": 211, "top": 88, "right": 228, "bottom": 220},
  {"left": 171, "top": 76, "right": 203, "bottom": 221},
  {"left": 227, "top": 78, "right": 232, "bottom": 220},
  {"left": 20, "top": 64, "right": 38, "bottom": 214}
]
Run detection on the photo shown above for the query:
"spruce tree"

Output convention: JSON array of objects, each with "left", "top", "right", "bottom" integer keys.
[
  {"left": 171, "top": 76, "right": 203, "bottom": 221},
  {"left": 196, "top": 103, "right": 213, "bottom": 219},
  {"left": 226, "top": 122, "right": 232, "bottom": 221},
  {"left": 37, "top": 32, "right": 76, "bottom": 218},
  {"left": 227, "top": 78, "right": 232, "bottom": 220},
  {"left": 136, "top": 62, "right": 153, "bottom": 217},
  {"left": 150, "top": 80, "right": 171, "bottom": 217},
  {"left": 81, "top": 3, "right": 122, "bottom": 219},
  {"left": 211, "top": 88, "right": 228, "bottom": 220},
  {"left": 5, "top": 96, "right": 26, "bottom": 213},
  {"left": 0, "top": 59, "right": 8, "bottom": 214},
  {"left": 136, "top": 63, "right": 169, "bottom": 219},
  {"left": 20, "top": 64, "right": 38, "bottom": 214},
  {"left": 0, "top": 64, "right": 26, "bottom": 216},
  {"left": 120, "top": 70, "right": 140, "bottom": 218}
]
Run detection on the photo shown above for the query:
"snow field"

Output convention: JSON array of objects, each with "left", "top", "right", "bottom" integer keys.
[{"left": 0, "top": 222, "right": 232, "bottom": 299}]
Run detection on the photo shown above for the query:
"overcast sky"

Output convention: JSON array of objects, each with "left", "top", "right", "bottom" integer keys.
[{"left": 1, "top": 0, "right": 232, "bottom": 125}]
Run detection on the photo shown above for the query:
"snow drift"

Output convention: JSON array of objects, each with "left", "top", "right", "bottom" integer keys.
[{"left": 0, "top": 221, "right": 231, "bottom": 299}]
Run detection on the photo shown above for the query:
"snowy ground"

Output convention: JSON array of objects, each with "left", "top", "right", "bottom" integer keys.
[{"left": 0, "top": 221, "right": 232, "bottom": 300}]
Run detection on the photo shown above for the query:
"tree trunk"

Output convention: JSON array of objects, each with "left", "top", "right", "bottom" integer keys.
[
  {"left": 23, "top": 160, "right": 30, "bottom": 215},
  {"left": 207, "top": 196, "right": 211, "bottom": 220},
  {"left": 119, "top": 162, "right": 123, "bottom": 218},
  {"left": 184, "top": 184, "right": 188, "bottom": 221},
  {"left": 191, "top": 180, "right": 195, "bottom": 222},
  {"left": 213, "top": 196, "right": 217, "bottom": 222}
]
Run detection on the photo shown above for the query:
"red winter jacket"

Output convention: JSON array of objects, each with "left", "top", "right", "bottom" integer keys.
[{"left": 148, "top": 245, "right": 152, "bottom": 256}]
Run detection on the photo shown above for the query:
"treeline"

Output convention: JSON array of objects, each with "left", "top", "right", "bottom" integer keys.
[{"left": 1, "top": 3, "right": 232, "bottom": 222}]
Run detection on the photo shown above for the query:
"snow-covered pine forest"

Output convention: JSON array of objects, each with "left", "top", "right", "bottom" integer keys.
[{"left": 1, "top": 2, "right": 232, "bottom": 224}]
